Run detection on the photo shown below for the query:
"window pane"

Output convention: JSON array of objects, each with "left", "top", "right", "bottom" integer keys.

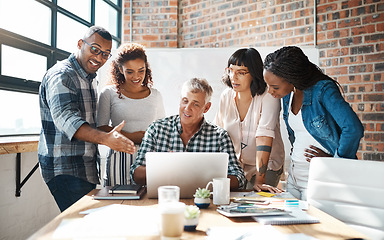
[
  {"left": 112, "top": 40, "right": 119, "bottom": 50},
  {"left": 1, "top": 45, "right": 47, "bottom": 82},
  {"left": 58, "top": 0, "right": 91, "bottom": 22},
  {"left": 95, "top": 0, "right": 118, "bottom": 37},
  {"left": 57, "top": 13, "right": 89, "bottom": 53},
  {"left": 0, "top": 0, "right": 51, "bottom": 45},
  {"left": 0, "top": 90, "right": 40, "bottom": 136}
]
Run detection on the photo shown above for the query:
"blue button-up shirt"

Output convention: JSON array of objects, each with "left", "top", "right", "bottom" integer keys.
[
  {"left": 130, "top": 115, "right": 246, "bottom": 188},
  {"left": 38, "top": 53, "right": 100, "bottom": 184},
  {"left": 282, "top": 79, "right": 364, "bottom": 159}
]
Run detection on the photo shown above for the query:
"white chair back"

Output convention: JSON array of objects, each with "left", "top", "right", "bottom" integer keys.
[{"left": 307, "top": 157, "right": 384, "bottom": 240}]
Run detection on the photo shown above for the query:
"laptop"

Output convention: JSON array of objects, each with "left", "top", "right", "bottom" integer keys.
[{"left": 146, "top": 152, "right": 229, "bottom": 198}]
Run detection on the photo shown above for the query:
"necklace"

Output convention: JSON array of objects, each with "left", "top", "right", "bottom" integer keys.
[{"left": 240, "top": 98, "right": 253, "bottom": 150}]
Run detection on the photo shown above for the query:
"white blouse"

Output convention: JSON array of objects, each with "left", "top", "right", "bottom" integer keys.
[{"left": 214, "top": 88, "right": 285, "bottom": 180}]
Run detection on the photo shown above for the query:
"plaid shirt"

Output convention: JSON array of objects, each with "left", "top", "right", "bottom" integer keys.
[
  {"left": 38, "top": 54, "right": 100, "bottom": 184},
  {"left": 130, "top": 115, "right": 245, "bottom": 188}
]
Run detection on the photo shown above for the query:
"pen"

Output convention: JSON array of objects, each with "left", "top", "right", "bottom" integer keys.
[
  {"left": 242, "top": 191, "right": 255, "bottom": 197},
  {"left": 233, "top": 198, "right": 270, "bottom": 205}
]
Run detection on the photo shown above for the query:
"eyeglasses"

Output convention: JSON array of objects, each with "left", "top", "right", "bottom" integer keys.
[
  {"left": 225, "top": 67, "right": 249, "bottom": 78},
  {"left": 82, "top": 40, "right": 112, "bottom": 60}
]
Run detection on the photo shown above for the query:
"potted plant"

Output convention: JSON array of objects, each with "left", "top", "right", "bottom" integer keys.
[
  {"left": 193, "top": 187, "right": 211, "bottom": 209},
  {"left": 184, "top": 205, "right": 200, "bottom": 231}
]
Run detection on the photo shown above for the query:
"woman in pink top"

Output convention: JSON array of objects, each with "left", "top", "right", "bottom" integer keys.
[{"left": 214, "top": 48, "right": 285, "bottom": 193}]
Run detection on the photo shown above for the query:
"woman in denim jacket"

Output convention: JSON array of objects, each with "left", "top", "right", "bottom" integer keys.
[{"left": 263, "top": 46, "right": 364, "bottom": 200}]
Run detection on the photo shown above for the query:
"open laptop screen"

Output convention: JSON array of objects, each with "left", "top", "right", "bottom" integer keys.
[{"left": 146, "top": 152, "right": 229, "bottom": 198}]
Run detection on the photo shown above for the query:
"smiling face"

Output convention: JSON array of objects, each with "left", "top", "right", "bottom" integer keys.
[
  {"left": 228, "top": 64, "right": 252, "bottom": 93},
  {"left": 179, "top": 90, "right": 211, "bottom": 127},
  {"left": 263, "top": 70, "right": 294, "bottom": 99},
  {"left": 119, "top": 58, "right": 146, "bottom": 89},
  {"left": 76, "top": 33, "right": 112, "bottom": 74}
]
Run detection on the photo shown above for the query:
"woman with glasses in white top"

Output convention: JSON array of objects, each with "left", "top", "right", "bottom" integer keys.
[
  {"left": 214, "top": 48, "right": 285, "bottom": 193},
  {"left": 97, "top": 43, "right": 165, "bottom": 186}
]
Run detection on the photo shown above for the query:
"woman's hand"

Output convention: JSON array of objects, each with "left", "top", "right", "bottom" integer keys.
[
  {"left": 304, "top": 145, "right": 332, "bottom": 162},
  {"left": 253, "top": 183, "right": 283, "bottom": 193}
]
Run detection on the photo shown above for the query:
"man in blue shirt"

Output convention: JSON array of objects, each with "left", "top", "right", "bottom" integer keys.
[
  {"left": 38, "top": 26, "right": 136, "bottom": 212},
  {"left": 130, "top": 78, "right": 245, "bottom": 190}
]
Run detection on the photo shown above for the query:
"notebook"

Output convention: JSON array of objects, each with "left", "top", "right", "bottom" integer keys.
[
  {"left": 146, "top": 152, "right": 229, "bottom": 198},
  {"left": 109, "top": 184, "right": 143, "bottom": 194},
  {"left": 252, "top": 209, "right": 320, "bottom": 225},
  {"left": 93, "top": 186, "right": 146, "bottom": 200}
]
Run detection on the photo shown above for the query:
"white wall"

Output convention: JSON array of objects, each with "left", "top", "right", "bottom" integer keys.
[
  {"left": 0, "top": 152, "right": 60, "bottom": 240},
  {"left": 97, "top": 46, "right": 319, "bottom": 165},
  {"left": 0, "top": 150, "right": 108, "bottom": 240},
  {"left": 98, "top": 47, "right": 319, "bottom": 122}
]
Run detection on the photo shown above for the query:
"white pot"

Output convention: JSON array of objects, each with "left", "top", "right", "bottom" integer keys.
[
  {"left": 194, "top": 197, "right": 210, "bottom": 209},
  {"left": 184, "top": 217, "right": 199, "bottom": 231}
]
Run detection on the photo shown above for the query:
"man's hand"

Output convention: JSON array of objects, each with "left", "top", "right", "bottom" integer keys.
[
  {"left": 304, "top": 145, "right": 332, "bottom": 162},
  {"left": 106, "top": 121, "right": 136, "bottom": 154}
]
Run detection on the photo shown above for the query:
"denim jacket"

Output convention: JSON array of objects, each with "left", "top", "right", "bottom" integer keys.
[{"left": 282, "top": 79, "right": 364, "bottom": 159}]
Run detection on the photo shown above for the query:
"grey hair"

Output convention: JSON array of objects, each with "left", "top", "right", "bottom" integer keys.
[{"left": 181, "top": 77, "right": 213, "bottom": 104}]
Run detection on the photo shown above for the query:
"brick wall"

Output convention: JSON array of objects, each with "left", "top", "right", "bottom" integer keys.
[
  {"left": 316, "top": 0, "right": 384, "bottom": 161},
  {"left": 123, "top": 0, "right": 384, "bottom": 161},
  {"left": 123, "top": 0, "right": 178, "bottom": 47}
]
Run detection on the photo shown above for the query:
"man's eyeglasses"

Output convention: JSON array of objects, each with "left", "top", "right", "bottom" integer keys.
[
  {"left": 225, "top": 68, "right": 249, "bottom": 78},
  {"left": 82, "top": 40, "right": 112, "bottom": 60}
]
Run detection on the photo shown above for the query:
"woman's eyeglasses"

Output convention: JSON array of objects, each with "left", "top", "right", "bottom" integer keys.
[{"left": 225, "top": 67, "right": 249, "bottom": 78}]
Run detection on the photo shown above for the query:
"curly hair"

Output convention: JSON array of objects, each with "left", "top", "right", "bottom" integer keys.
[
  {"left": 109, "top": 43, "right": 153, "bottom": 98},
  {"left": 222, "top": 48, "right": 266, "bottom": 97},
  {"left": 263, "top": 46, "right": 334, "bottom": 90}
]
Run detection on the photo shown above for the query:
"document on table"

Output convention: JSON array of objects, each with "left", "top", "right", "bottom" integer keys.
[
  {"left": 52, "top": 204, "right": 160, "bottom": 239},
  {"left": 253, "top": 209, "right": 320, "bottom": 225},
  {"left": 230, "top": 191, "right": 309, "bottom": 210},
  {"left": 230, "top": 191, "right": 296, "bottom": 199}
]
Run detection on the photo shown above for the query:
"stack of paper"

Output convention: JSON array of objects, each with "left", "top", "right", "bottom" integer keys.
[
  {"left": 253, "top": 209, "right": 319, "bottom": 225},
  {"left": 52, "top": 204, "right": 159, "bottom": 239}
]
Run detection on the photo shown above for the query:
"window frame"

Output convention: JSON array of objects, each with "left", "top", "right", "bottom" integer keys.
[
  {"left": 0, "top": 28, "right": 68, "bottom": 94},
  {"left": 0, "top": 0, "right": 122, "bottom": 135}
]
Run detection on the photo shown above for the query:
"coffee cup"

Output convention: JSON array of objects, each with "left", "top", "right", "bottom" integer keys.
[
  {"left": 159, "top": 202, "right": 185, "bottom": 240},
  {"left": 158, "top": 186, "right": 180, "bottom": 205},
  {"left": 205, "top": 177, "right": 230, "bottom": 205}
]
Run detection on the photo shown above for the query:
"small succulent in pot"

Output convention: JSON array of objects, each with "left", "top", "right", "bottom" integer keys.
[
  {"left": 184, "top": 205, "right": 200, "bottom": 231},
  {"left": 193, "top": 187, "right": 211, "bottom": 209},
  {"left": 194, "top": 187, "right": 211, "bottom": 198}
]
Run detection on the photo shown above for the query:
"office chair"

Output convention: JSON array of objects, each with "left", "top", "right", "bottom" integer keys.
[{"left": 307, "top": 157, "right": 384, "bottom": 240}]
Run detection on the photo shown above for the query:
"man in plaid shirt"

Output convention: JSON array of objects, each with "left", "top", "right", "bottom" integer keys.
[
  {"left": 131, "top": 78, "right": 245, "bottom": 189},
  {"left": 38, "top": 26, "right": 136, "bottom": 212}
]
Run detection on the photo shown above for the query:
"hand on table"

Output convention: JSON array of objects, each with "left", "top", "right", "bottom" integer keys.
[
  {"left": 304, "top": 145, "right": 332, "bottom": 162},
  {"left": 253, "top": 183, "right": 283, "bottom": 193}
]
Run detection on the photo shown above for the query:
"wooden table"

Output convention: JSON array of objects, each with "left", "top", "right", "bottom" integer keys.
[{"left": 28, "top": 189, "right": 367, "bottom": 240}]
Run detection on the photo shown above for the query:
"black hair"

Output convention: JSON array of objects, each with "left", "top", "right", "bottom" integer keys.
[
  {"left": 83, "top": 26, "right": 112, "bottom": 41},
  {"left": 222, "top": 48, "right": 266, "bottom": 97},
  {"left": 263, "top": 46, "right": 335, "bottom": 90}
]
